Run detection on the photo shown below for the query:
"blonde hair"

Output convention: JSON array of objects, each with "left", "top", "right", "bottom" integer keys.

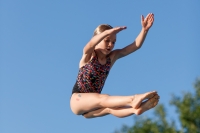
[{"left": 93, "top": 24, "right": 113, "bottom": 36}]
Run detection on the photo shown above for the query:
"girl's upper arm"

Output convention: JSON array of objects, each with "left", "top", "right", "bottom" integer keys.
[
  {"left": 79, "top": 52, "right": 93, "bottom": 68},
  {"left": 113, "top": 42, "right": 140, "bottom": 60},
  {"left": 83, "top": 41, "right": 95, "bottom": 55},
  {"left": 83, "top": 31, "right": 109, "bottom": 55},
  {"left": 81, "top": 39, "right": 99, "bottom": 67}
]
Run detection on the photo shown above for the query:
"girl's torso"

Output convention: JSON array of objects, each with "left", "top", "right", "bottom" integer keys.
[{"left": 72, "top": 52, "right": 112, "bottom": 93}]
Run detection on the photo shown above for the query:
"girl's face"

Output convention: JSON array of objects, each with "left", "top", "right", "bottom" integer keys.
[{"left": 95, "top": 34, "right": 116, "bottom": 55}]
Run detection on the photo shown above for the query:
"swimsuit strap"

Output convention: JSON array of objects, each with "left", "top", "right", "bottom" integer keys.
[{"left": 94, "top": 50, "right": 98, "bottom": 59}]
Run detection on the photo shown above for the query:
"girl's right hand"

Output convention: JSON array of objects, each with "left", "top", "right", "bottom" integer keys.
[{"left": 106, "top": 26, "right": 127, "bottom": 35}]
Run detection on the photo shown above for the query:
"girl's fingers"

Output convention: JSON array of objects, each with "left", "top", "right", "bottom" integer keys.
[
  {"left": 147, "top": 13, "right": 154, "bottom": 23},
  {"left": 110, "top": 26, "right": 126, "bottom": 34},
  {"left": 150, "top": 17, "right": 154, "bottom": 23},
  {"left": 147, "top": 13, "right": 154, "bottom": 20},
  {"left": 118, "top": 26, "right": 126, "bottom": 29},
  {"left": 117, "top": 27, "right": 126, "bottom": 33},
  {"left": 149, "top": 13, "right": 154, "bottom": 20},
  {"left": 148, "top": 16, "right": 153, "bottom": 22},
  {"left": 145, "top": 13, "right": 151, "bottom": 21},
  {"left": 141, "top": 15, "right": 144, "bottom": 22},
  {"left": 121, "top": 26, "right": 127, "bottom": 29},
  {"left": 115, "top": 26, "right": 126, "bottom": 30},
  {"left": 149, "top": 14, "right": 154, "bottom": 23}
]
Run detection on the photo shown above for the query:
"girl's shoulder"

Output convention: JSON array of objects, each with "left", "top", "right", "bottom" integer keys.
[
  {"left": 79, "top": 51, "right": 96, "bottom": 68},
  {"left": 109, "top": 49, "right": 120, "bottom": 66}
]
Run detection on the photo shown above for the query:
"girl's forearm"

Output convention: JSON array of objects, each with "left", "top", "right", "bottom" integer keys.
[
  {"left": 83, "top": 31, "right": 109, "bottom": 54},
  {"left": 113, "top": 28, "right": 149, "bottom": 59},
  {"left": 133, "top": 28, "right": 148, "bottom": 49}
]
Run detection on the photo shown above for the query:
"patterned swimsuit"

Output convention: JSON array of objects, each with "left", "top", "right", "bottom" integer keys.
[{"left": 72, "top": 53, "right": 111, "bottom": 93}]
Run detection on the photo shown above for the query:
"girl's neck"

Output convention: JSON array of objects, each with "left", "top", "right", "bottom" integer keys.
[{"left": 94, "top": 50, "right": 107, "bottom": 60}]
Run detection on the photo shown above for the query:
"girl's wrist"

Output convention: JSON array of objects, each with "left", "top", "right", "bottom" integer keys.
[{"left": 141, "top": 28, "right": 149, "bottom": 33}]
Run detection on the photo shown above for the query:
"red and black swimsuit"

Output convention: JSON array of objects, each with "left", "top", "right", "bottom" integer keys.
[{"left": 72, "top": 53, "right": 111, "bottom": 94}]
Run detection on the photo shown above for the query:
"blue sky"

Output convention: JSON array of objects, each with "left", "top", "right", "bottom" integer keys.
[{"left": 0, "top": 0, "right": 200, "bottom": 133}]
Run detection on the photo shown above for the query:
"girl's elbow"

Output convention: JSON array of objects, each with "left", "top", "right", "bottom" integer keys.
[{"left": 136, "top": 45, "right": 142, "bottom": 49}]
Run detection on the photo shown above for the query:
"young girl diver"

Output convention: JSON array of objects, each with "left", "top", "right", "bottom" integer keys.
[{"left": 70, "top": 13, "right": 160, "bottom": 118}]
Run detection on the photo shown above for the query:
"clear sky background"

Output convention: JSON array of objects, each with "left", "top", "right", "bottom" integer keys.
[{"left": 0, "top": 0, "right": 200, "bottom": 133}]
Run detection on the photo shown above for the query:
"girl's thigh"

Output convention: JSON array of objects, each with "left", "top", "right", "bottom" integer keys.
[{"left": 70, "top": 93, "right": 109, "bottom": 115}]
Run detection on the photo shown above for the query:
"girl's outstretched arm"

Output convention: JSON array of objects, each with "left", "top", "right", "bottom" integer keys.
[
  {"left": 83, "top": 27, "right": 126, "bottom": 55},
  {"left": 114, "top": 13, "right": 154, "bottom": 59},
  {"left": 83, "top": 31, "right": 109, "bottom": 55},
  {"left": 80, "top": 27, "right": 126, "bottom": 66}
]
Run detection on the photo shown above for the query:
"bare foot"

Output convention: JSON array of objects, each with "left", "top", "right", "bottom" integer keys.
[
  {"left": 132, "top": 91, "right": 157, "bottom": 109},
  {"left": 134, "top": 94, "right": 159, "bottom": 115}
]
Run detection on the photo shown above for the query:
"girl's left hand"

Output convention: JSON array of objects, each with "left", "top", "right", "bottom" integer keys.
[{"left": 141, "top": 13, "right": 154, "bottom": 31}]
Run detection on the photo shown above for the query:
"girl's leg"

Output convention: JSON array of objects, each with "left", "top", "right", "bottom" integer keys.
[
  {"left": 83, "top": 108, "right": 110, "bottom": 118},
  {"left": 83, "top": 94, "right": 160, "bottom": 118},
  {"left": 70, "top": 91, "right": 157, "bottom": 115},
  {"left": 83, "top": 107, "right": 133, "bottom": 118}
]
